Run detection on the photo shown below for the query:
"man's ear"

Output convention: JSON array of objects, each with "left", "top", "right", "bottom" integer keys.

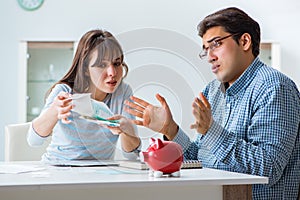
[{"left": 240, "top": 33, "right": 252, "bottom": 51}]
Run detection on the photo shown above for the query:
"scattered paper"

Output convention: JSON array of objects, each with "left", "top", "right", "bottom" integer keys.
[
  {"left": 31, "top": 171, "right": 51, "bottom": 178},
  {"left": 48, "top": 160, "right": 119, "bottom": 167},
  {"left": 0, "top": 164, "right": 45, "bottom": 174}
]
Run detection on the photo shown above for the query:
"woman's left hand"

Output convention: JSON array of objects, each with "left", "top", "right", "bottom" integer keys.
[
  {"left": 104, "top": 115, "right": 136, "bottom": 137},
  {"left": 104, "top": 115, "right": 140, "bottom": 152}
]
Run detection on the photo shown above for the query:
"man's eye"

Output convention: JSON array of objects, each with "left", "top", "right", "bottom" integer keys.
[{"left": 214, "top": 40, "right": 222, "bottom": 47}]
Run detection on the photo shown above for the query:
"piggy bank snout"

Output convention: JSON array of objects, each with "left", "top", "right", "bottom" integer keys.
[{"left": 139, "top": 151, "right": 148, "bottom": 162}]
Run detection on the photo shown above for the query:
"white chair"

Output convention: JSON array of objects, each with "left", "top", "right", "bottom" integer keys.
[{"left": 4, "top": 122, "right": 51, "bottom": 161}]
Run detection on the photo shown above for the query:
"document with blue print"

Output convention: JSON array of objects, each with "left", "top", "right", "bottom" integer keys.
[{"left": 71, "top": 93, "right": 120, "bottom": 127}]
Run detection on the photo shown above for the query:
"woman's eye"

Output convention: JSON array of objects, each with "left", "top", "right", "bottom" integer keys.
[
  {"left": 99, "top": 63, "right": 107, "bottom": 68},
  {"left": 113, "top": 62, "right": 121, "bottom": 67}
]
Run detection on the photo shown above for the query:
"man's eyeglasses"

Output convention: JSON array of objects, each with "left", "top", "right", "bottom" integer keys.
[{"left": 199, "top": 33, "right": 239, "bottom": 59}]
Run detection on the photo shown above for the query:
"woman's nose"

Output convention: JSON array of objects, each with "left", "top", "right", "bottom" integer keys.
[{"left": 107, "top": 64, "right": 117, "bottom": 76}]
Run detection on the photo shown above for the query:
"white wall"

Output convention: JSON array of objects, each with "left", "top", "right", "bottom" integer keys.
[{"left": 1, "top": 0, "right": 300, "bottom": 160}]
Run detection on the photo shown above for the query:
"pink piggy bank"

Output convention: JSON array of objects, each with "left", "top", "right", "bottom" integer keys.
[{"left": 140, "top": 138, "right": 183, "bottom": 177}]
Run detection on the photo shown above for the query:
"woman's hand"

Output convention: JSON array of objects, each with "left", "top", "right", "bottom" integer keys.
[
  {"left": 31, "top": 91, "right": 73, "bottom": 137},
  {"left": 105, "top": 115, "right": 140, "bottom": 152},
  {"left": 124, "top": 94, "right": 178, "bottom": 140},
  {"left": 51, "top": 92, "right": 73, "bottom": 124},
  {"left": 105, "top": 115, "right": 136, "bottom": 137}
]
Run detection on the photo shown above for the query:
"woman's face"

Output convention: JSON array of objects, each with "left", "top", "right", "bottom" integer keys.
[{"left": 87, "top": 49, "right": 123, "bottom": 101}]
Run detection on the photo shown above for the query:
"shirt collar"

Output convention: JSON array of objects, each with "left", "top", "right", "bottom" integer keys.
[{"left": 220, "top": 57, "right": 262, "bottom": 96}]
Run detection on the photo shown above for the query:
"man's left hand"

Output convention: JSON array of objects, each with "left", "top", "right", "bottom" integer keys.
[{"left": 190, "top": 92, "right": 213, "bottom": 134}]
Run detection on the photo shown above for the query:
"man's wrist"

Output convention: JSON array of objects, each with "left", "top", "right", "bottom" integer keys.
[{"left": 164, "top": 120, "right": 179, "bottom": 140}]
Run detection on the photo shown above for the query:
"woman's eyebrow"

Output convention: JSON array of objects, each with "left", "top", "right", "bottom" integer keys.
[{"left": 113, "top": 57, "right": 121, "bottom": 62}]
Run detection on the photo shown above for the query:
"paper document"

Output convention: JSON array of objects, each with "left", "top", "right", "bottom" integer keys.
[
  {"left": 71, "top": 93, "right": 94, "bottom": 117},
  {"left": 0, "top": 164, "right": 45, "bottom": 174},
  {"left": 118, "top": 160, "right": 202, "bottom": 170},
  {"left": 48, "top": 160, "right": 119, "bottom": 167},
  {"left": 71, "top": 93, "right": 120, "bottom": 127}
]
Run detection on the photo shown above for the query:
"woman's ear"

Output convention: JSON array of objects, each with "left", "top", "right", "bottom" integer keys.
[
  {"left": 85, "top": 67, "right": 90, "bottom": 77},
  {"left": 240, "top": 33, "right": 252, "bottom": 51}
]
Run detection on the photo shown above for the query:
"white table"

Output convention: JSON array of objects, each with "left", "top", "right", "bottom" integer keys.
[{"left": 0, "top": 161, "right": 268, "bottom": 200}]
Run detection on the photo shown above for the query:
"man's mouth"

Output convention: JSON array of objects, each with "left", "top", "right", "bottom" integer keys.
[{"left": 212, "top": 65, "right": 220, "bottom": 73}]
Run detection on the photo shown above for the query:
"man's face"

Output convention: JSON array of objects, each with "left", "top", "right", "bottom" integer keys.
[{"left": 202, "top": 26, "right": 247, "bottom": 86}]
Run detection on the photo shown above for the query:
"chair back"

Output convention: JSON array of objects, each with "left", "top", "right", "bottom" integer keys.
[{"left": 4, "top": 122, "right": 50, "bottom": 161}]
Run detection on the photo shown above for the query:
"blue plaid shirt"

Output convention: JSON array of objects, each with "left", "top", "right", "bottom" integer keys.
[{"left": 174, "top": 58, "right": 300, "bottom": 199}]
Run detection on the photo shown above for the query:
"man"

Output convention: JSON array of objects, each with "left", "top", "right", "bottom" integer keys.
[{"left": 125, "top": 7, "right": 300, "bottom": 199}]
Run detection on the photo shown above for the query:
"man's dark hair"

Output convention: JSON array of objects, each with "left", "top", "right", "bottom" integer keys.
[{"left": 198, "top": 7, "right": 261, "bottom": 57}]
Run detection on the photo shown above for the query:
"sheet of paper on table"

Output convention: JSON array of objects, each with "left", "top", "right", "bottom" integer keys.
[
  {"left": 47, "top": 160, "right": 120, "bottom": 167},
  {"left": 0, "top": 164, "right": 45, "bottom": 174}
]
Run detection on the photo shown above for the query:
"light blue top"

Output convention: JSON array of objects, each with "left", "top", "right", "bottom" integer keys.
[
  {"left": 174, "top": 58, "right": 300, "bottom": 199},
  {"left": 27, "top": 82, "right": 140, "bottom": 162}
]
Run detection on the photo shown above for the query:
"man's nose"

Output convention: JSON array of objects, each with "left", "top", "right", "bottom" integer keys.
[{"left": 208, "top": 50, "right": 217, "bottom": 63}]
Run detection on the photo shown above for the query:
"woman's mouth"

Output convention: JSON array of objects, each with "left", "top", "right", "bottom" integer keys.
[{"left": 107, "top": 80, "right": 117, "bottom": 87}]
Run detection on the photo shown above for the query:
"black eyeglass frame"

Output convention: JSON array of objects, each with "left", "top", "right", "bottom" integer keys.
[{"left": 199, "top": 33, "right": 240, "bottom": 59}]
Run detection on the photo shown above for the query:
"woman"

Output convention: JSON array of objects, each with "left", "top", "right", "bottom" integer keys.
[{"left": 27, "top": 29, "right": 141, "bottom": 162}]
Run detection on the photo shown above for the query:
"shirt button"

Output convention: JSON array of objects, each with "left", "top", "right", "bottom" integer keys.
[{"left": 226, "top": 103, "right": 230, "bottom": 107}]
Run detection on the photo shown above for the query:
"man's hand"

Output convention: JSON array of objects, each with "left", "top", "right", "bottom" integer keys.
[
  {"left": 190, "top": 92, "right": 213, "bottom": 134},
  {"left": 124, "top": 93, "right": 178, "bottom": 140}
]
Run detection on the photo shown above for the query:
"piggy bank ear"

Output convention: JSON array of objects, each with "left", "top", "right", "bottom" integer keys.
[
  {"left": 147, "top": 138, "right": 157, "bottom": 151},
  {"left": 155, "top": 138, "right": 164, "bottom": 149},
  {"left": 150, "top": 138, "right": 156, "bottom": 144}
]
